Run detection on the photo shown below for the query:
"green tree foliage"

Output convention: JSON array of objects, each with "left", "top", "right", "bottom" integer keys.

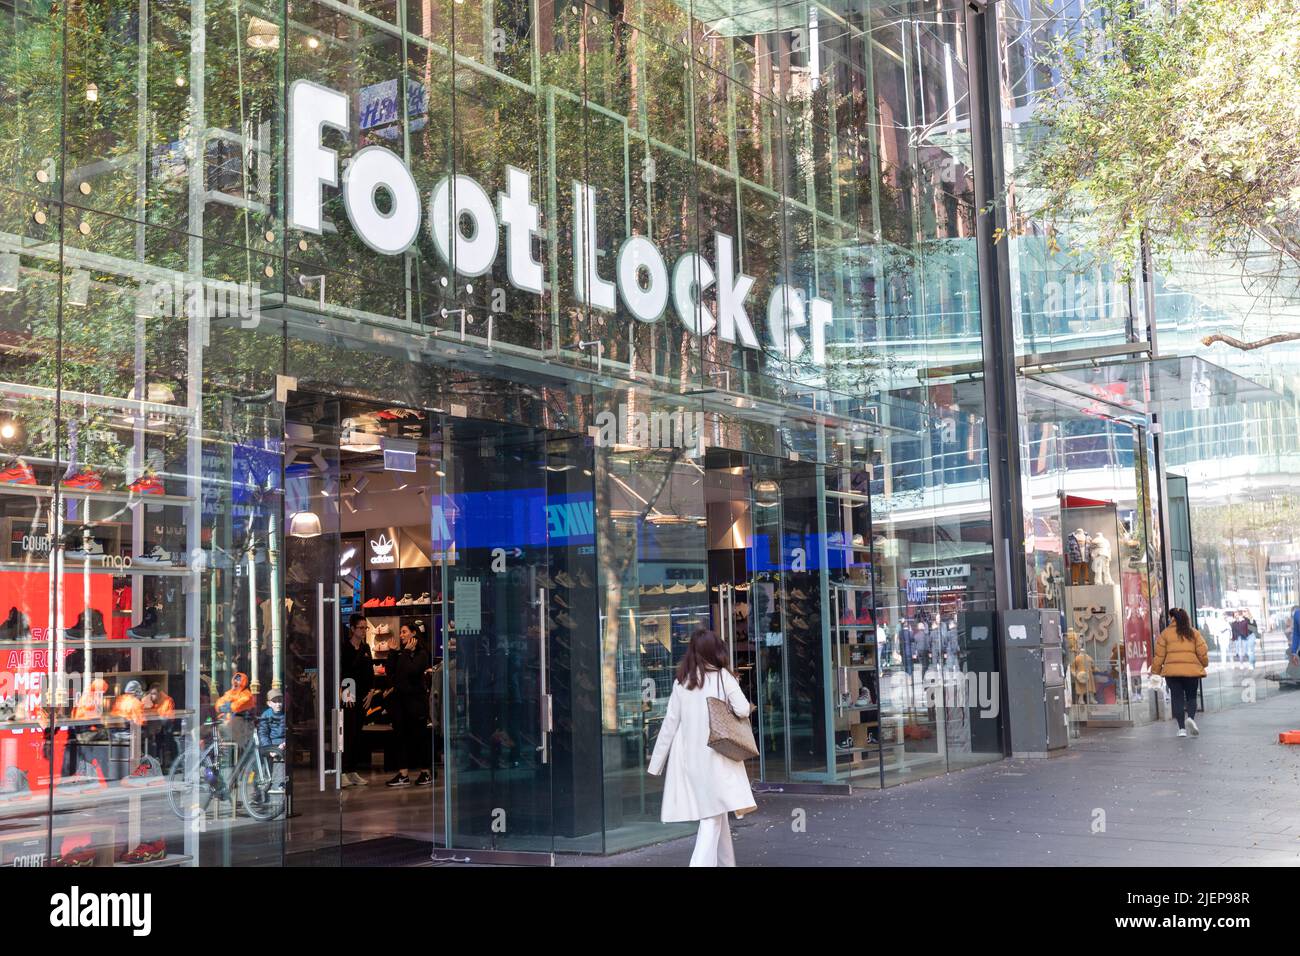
[{"left": 1022, "top": 0, "right": 1300, "bottom": 286}]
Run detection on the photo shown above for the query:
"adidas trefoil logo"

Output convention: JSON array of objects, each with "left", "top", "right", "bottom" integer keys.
[{"left": 370, "top": 533, "right": 395, "bottom": 564}]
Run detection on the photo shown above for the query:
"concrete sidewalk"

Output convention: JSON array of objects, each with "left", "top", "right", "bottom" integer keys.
[{"left": 563, "top": 689, "right": 1300, "bottom": 866}]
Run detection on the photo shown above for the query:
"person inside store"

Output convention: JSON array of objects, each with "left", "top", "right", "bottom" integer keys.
[
  {"left": 1151, "top": 607, "right": 1209, "bottom": 738},
  {"left": 341, "top": 614, "right": 374, "bottom": 788},
  {"left": 142, "top": 683, "right": 178, "bottom": 768},
  {"left": 385, "top": 623, "right": 432, "bottom": 788},
  {"left": 647, "top": 627, "right": 756, "bottom": 867}
]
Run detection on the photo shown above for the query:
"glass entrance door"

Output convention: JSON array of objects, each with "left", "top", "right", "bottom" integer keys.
[
  {"left": 283, "top": 397, "right": 440, "bottom": 866},
  {"left": 282, "top": 397, "right": 344, "bottom": 863},
  {"left": 440, "top": 419, "right": 599, "bottom": 855}
]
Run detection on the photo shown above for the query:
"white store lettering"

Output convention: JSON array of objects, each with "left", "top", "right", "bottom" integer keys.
[{"left": 287, "top": 80, "right": 833, "bottom": 360}]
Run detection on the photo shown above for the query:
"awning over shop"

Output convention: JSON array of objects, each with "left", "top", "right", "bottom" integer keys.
[
  {"left": 1021, "top": 354, "right": 1284, "bottom": 422},
  {"left": 1061, "top": 494, "right": 1113, "bottom": 508}
]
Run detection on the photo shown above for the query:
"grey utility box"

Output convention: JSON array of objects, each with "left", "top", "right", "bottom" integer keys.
[{"left": 1002, "top": 609, "right": 1069, "bottom": 757}]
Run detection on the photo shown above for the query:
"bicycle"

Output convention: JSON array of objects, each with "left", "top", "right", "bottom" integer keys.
[{"left": 166, "top": 715, "right": 286, "bottom": 822}]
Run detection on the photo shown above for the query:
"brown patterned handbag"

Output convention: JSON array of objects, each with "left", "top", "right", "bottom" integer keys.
[{"left": 706, "top": 670, "right": 758, "bottom": 761}]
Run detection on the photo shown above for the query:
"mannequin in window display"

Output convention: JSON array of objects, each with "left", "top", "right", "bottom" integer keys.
[
  {"left": 1066, "top": 529, "right": 1091, "bottom": 585},
  {"left": 1089, "top": 532, "right": 1115, "bottom": 586},
  {"left": 1067, "top": 631, "right": 1095, "bottom": 703}
]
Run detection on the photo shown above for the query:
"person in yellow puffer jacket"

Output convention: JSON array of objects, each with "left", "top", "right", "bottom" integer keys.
[{"left": 1152, "top": 607, "right": 1209, "bottom": 738}]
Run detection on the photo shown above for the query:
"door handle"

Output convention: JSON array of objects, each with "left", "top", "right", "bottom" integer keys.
[
  {"left": 316, "top": 583, "right": 326, "bottom": 792},
  {"left": 538, "top": 586, "right": 551, "bottom": 765},
  {"left": 332, "top": 582, "right": 342, "bottom": 790}
]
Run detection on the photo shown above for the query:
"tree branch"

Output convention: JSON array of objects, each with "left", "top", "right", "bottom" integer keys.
[{"left": 1200, "top": 332, "right": 1300, "bottom": 351}]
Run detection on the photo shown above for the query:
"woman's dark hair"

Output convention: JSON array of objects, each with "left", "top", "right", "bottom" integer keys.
[
  {"left": 675, "top": 628, "right": 730, "bottom": 690},
  {"left": 1169, "top": 607, "right": 1193, "bottom": 640}
]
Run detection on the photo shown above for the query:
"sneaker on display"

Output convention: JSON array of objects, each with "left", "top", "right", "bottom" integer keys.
[
  {"left": 855, "top": 690, "right": 874, "bottom": 708},
  {"left": 552, "top": 592, "right": 570, "bottom": 609},
  {"left": 414, "top": 771, "right": 432, "bottom": 786},
  {"left": 687, "top": 582, "right": 707, "bottom": 593},
  {"left": 66, "top": 535, "right": 105, "bottom": 561},
  {"left": 414, "top": 593, "right": 431, "bottom": 605},
  {"left": 385, "top": 773, "right": 411, "bottom": 788},
  {"left": 0, "top": 459, "right": 36, "bottom": 485},
  {"left": 50, "top": 847, "right": 97, "bottom": 867},
  {"left": 396, "top": 594, "right": 413, "bottom": 606},
  {"left": 62, "top": 470, "right": 105, "bottom": 492},
  {"left": 840, "top": 611, "right": 857, "bottom": 626},
  {"left": 0, "top": 607, "right": 30, "bottom": 641},
  {"left": 835, "top": 736, "right": 854, "bottom": 751},
  {"left": 0, "top": 766, "right": 31, "bottom": 797},
  {"left": 125, "top": 471, "right": 165, "bottom": 496},
  {"left": 577, "top": 569, "right": 594, "bottom": 588},
  {"left": 856, "top": 610, "right": 874, "bottom": 626},
  {"left": 363, "top": 597, "right": 381, "bottom": 608},
  {"left": 65, "top": 609, "right": 108, "bottom": 640},
  {"left": 126, "top": 607, "right": 171, "bottom": 640},
  {"left": 838, "top": 692, "right": 851, "bottom": 708},
  {"left": 119, "top": 840, "right": 166, "bottom": 865},
  {"left": 554, "top": 571, "right": 576, "bottom": 589},
  {"left": 134, "top": 545, "right": 179, "bottom": 567},
  {"left": 380, "top": 595, "right": 397, "bottom": 607},
  {"left": 120, "top": 756, "right": 163, "bottom": 788}
]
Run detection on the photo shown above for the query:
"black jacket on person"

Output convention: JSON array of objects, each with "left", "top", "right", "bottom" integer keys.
[
  {"left": 387, "top": 643, "right": 431, "bottom": 718},
  {"left": 340, "top": 638, "right": 374, "bottom": 702}
]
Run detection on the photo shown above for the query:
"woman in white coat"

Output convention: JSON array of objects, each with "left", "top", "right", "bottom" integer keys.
[{"left": 647, "top": 628, "right": 756, "bottom": 866}]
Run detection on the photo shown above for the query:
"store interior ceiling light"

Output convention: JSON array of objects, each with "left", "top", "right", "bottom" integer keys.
[
  {"left": 753, "top": 478, "right": 779, "bottom": 495},
  {"left": 246, "top": 16, "right": 280, "bottom": 49},
  {"left": 289, "top": 511, "right": 322, "bottom": 538},
  {"left": 0, "top": 253, "right": 18, "bottom": 293}
]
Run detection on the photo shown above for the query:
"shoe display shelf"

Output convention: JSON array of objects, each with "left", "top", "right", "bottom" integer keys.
[
  {"left": 0, "top": 482, "right": 194, "bottom": 506},
  {"left": 831, "top": 582, "right": 883, "bottom": 773}
]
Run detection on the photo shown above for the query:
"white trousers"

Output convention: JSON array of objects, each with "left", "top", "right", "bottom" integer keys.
[{"left": 689, "top": 812, "right": 736, "bottom": 867}]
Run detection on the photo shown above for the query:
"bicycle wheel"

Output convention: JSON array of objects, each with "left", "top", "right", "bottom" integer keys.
[
  {"left": 166, "top": 746, "right": 217, "bottom": 821},
  {"left": 237, "top": 752, "right": 286, "bottom": 821}
]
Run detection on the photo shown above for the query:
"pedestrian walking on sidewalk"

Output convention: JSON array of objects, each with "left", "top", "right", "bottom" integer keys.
[
  {"left": 1152, "top": 607, "right": 1209, "bottom": 738},
  {"left": 647, "top": 628, "right": 757, "bottom": 867}
]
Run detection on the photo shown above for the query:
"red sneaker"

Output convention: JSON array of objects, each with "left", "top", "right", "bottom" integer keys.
[
  {"left": 126, "top": 472, "right": 165, "bottom": 496},
  {"left": 363, "top": 597, "right": 381, "bottom": 608},
  {"left": 62, "top": 470, "right": 104, "bottom": 491},
  {"left": 380, "top": 595, "right": 396, "bottom": 607},
  {"left": 119, "top": 839, "right": 166, "bottom": 864},
  {"left": 0, "top": 459, "right": 36, "bottom": 485},
  {"left": 50, "top": 847, "right": 97, "bottom": 867}
]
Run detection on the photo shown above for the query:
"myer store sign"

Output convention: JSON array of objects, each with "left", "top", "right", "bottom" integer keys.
[{"left": 289, "top": 81, "right": 833, "bottom": 362}]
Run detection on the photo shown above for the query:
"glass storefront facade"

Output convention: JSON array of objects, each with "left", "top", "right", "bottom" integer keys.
[{"left": 0, "top": 0, "right": 1143, "bottom": 867}]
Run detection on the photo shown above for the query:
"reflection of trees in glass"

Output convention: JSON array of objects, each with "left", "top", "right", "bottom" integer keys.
[{"left": 1021, "top": 0, "right": 1300, "bottom": 351}]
